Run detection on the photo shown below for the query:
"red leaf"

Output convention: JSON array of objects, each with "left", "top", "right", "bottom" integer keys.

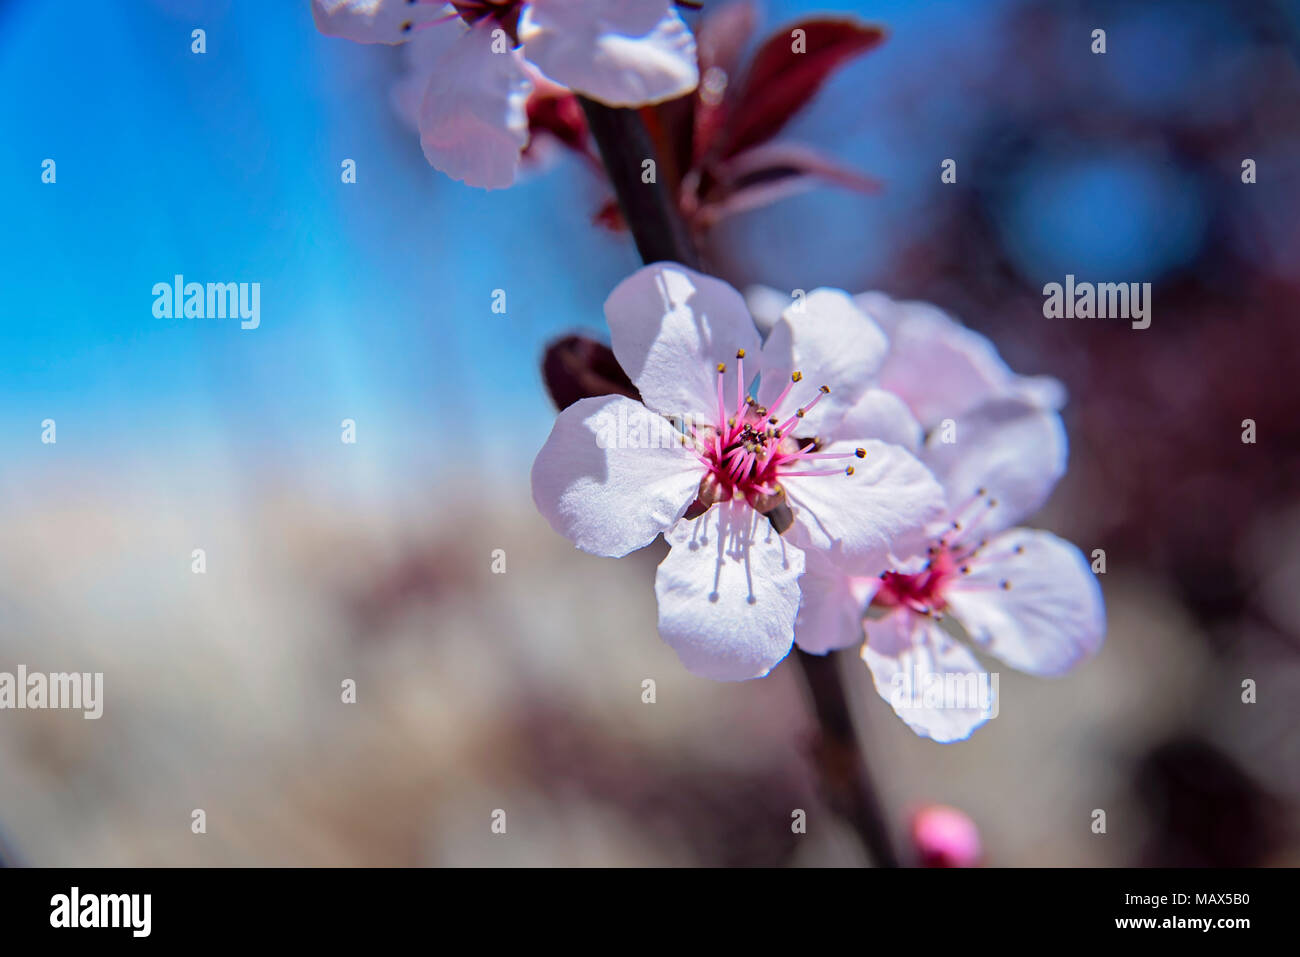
[
  {"left": 526, "top": 90, "right": 589, "bottom": 156},
  {"left": 720, "top": 18, "right": 886, "bottom": 160},
  {"left": 691, "top": 142, "right": 881, "bottom": 229},
  {"left": 692, "top": 0, "right": 759, "bottom": 163},
  {"left": 591, "top": 197, "right": 626, "bottom": 232}
]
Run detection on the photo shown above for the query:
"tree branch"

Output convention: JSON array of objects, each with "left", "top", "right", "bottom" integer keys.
[
  {"left": 579, "top": 97, "right": 899, "bottom": 867},
  {"left": 793, "top": 649, "right": 900, "bottom": 866},
  {"left": 578, "top": 98, "right": 700, "bottom": 269}
]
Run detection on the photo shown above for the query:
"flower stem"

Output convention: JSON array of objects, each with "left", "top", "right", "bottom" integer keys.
[
  {"left": 793, "top": 649, "right": 901, "bottom": 866},
  {"left": 577, "top": 98, "right": 700, "bottom": 269},
  {"left": 578, "top": 98, "right": 902, "bottom": 867},
  {"left": 0, "top": 825, "right": 18, "bottom": 867}
]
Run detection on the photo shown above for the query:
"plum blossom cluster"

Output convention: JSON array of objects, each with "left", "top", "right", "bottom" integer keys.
[
  {"left": 533, "top": 265, "right": 1105, "bottom": 742},
  {"left": 313, "top": 0, "right": 889, "bottom": 235},
  {"left": 312, "top": 0, "right": 699, "bottom": 188}
]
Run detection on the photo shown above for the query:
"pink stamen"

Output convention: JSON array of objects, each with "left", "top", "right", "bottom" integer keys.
[
  {"left": 780, "top": 468, "right": 849, "bottom": 478},
  {"left": 735, "top": 351, "right": 746, "bottom": 421},
  {"left": 692, "top": 355, "right": 852, "bottom": 524},
  {"left": 767, "top": 375, "right": 799, "bottom": 418},
  {"left": 777, "top": 388, "right": 828, "bottom": 437},
  {"left": 945, "top": 492, "right": 1000, "bottom": 551},
  {"left": 872, "top": 547, "right": 959, "bottom": 617},
  {"left": 715, "top": 365, "right": 727, "bottom": 439}
]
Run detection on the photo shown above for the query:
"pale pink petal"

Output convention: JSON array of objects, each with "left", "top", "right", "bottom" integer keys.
[
  {"left": 531, "top": 395, "right": 703, "bottom": 558},
  {"left": 923, "top": 398, "right": 1067, "bottom": 533},
  {"left": 835, "top": 388, "right": 924, "bottom": 452},
  {"left": 783, "top": 440, "right": 945, "bottom": 575},
  {"left": 757, "top": 289, "right": 888, "bottom": 437},
  {"left": 520, "top": 0, "right": 699, "bottom": 106},
  {"left": 391, "top": 16, "right": 467, "bottom": 129},
  {"left": 312, "top": 0, "right": 453, "bottom": 45},
  {"left": 604, "top": 264, "right": 761, "bottom": 420},
  {"left": 656, "top": 500, "right": 805, "bottom": 681},
  {"left": 855, "top": 293, "right": 1064, "bottom": 429},
  {"left": 793, "top": 553, "right": 878, "bottom": 654},
  {"left": 418, "top": 21, "right": 533, "bottom": 189},
  {"left": 944, "top": 528, "right": 1105, "bottom": 676},
  {"left": 1014, "top": 375, "right": 1068, "bottom": 411},
  {"left": 861, "top": 611, "right": 997, "bottom": 743}
]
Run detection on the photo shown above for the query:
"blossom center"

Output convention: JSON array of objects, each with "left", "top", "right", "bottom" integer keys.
[
  {"left": 871, "top": 490, "right": 1023, "bottom": 617},
  {"left": 874, "top": 547, "right": 958, "bottom": 615},
  {"left": 449, "top": 0, "right": 524, "bottom": 34},
  {"left": 687, "top": 349, "right": 863, "bottom": 517}
]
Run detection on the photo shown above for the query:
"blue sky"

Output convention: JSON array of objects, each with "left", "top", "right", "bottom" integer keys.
[{"left": 5, "top": 0, "right": 1210, "bottom": 479}]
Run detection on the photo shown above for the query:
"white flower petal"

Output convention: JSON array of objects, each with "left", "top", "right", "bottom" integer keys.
[
  {"left": 783, "top": 440, "right": 945, "bottom": 575},
  {"left": 391, "top": 16, "right": 468, "bottom": 129},
  {"left": 944, "top": 529, "right": 1105, "bottom": 676},
  {"left": 656, "top": 500, "right": 805, "bottom": 681},
  {"left": 531, "top": 395, "right": 702, "bottom": 558},
  {"left": 923, "top": 398, "right": 1067, "bottom": 533},
  {"left": 520, "top": 0, "right": 699, "bottom": 106},
  {"left": 312, "top": 0, "right": 453, "bottom": 45},
  {"left": 1014, "top": 374, "right": 1068, "bottom": 411},
  {"left": 417, "top": 21, "right": 533, "bottom": 189},
  {"left": 757, "top": 289, "right": 888, "bottom": 438},
  {"left": 861, "top": 611, "right": 996, "bottom": 743},
  {"left": 742, "top": 284, "right": 792, "bottom": 337},
  {"left": 793, "top": 553, "right": 877, "bottom": 654},
  {"left": 855, "top": 293, "right": 1062, "bottom": 429},
  {"left": 835, "top": 388, "right": 924, "bottom": 452},
  {"left": 604, "top": 264, "right": 761, "bottom": 421}
]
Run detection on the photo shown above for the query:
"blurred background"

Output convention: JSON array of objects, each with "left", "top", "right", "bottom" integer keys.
[{"left": 1, "top": 0, "right": 1297, "bottom": 865}]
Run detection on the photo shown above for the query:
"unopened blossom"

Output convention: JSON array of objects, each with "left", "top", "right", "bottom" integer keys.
[
  {"left": 910, "top": 804, "right": 982, "bottom": 867},
  {"left": 795, "top": 391, "right": 1105, "bottom": 742},
  {"left": 312, "top": 0, "right": 699, "bottom": 188},
  {"left": 531, "top": 264, "right": 944, "bottom": 681}
]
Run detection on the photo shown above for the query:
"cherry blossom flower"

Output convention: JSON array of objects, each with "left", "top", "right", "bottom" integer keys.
[
  {"left": 531, "top": 264, "right": 944, "bottom": 681},
  {"left": 312, "top": 0, "right": 699, "bottom": 189},
  {"left": 794, "top": 390, "right": 1105, "bottom": 742}
]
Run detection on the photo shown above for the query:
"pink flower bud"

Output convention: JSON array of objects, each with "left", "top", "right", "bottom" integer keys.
[{"left": 911, "top": 804, "right": 982, "bottom": 867}]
